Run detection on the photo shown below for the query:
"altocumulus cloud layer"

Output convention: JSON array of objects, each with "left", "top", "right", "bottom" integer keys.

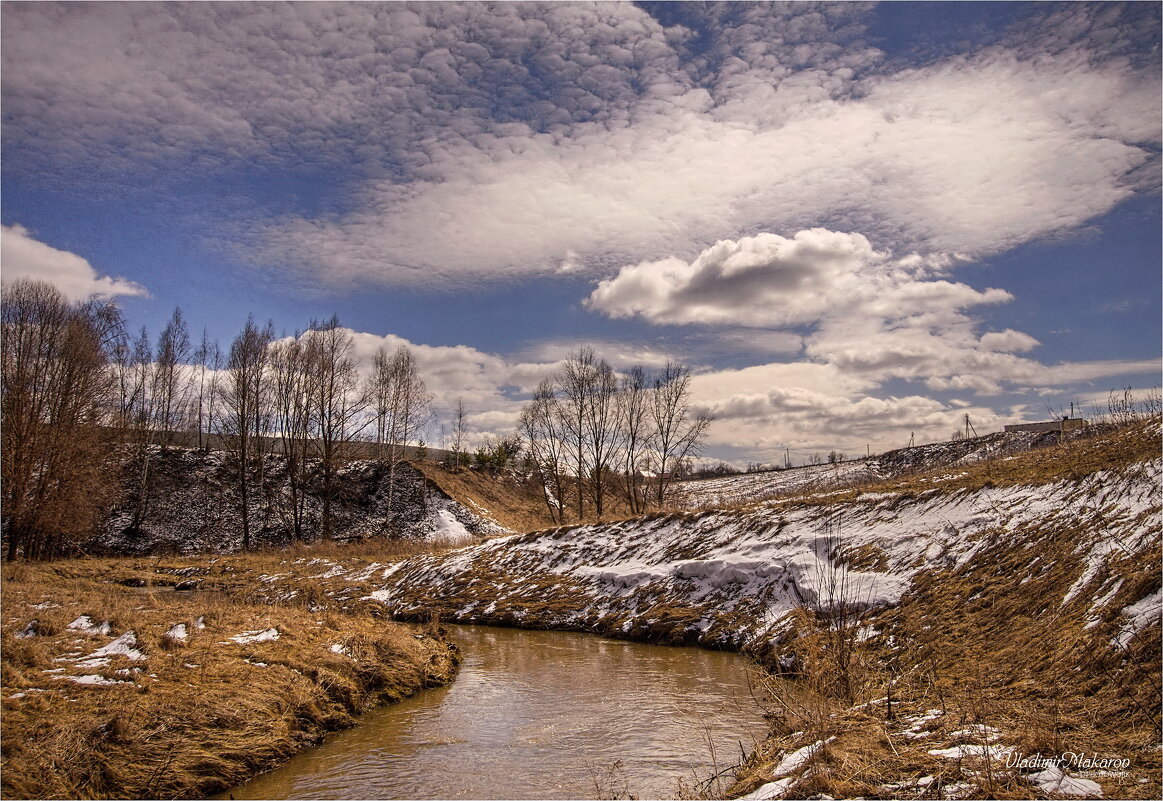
[{"left": 3, "top": 2, "right": 1158, "bottom": 284}]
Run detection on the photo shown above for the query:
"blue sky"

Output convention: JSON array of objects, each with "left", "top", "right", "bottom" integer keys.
[{"left": 2, "top": 1, "right": 1160, "bottom": 464}]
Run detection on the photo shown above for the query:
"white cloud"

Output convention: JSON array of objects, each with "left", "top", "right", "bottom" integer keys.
[
  {"left": 979, "top": 329, "right": 1040, "bottom": 353},
  {"left": 3, "top": 4, "right": 1157, "bottom": 286},
  {"left": 0, "top": 224, "right": 148, "bottom": 301},
  {"left": 254, "top": 42, "right": 1157, "bottom": 285},
  {"left": 519, "top": 339, "right": 679, "bottom": 372},
  {"left": 585, "top": 229, "right": 1001, "bottom": 326},
  {"left": 585, "top": 226, "right": 1159, "bottom": 402}
]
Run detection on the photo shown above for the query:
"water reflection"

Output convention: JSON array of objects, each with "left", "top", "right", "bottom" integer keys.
[{"left": 224, "top": 626, "right": 768, "bottom": 800}]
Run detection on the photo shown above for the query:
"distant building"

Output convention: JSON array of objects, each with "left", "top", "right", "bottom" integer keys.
[{"left": 1004, "top": 417, "right": 1086, "bottom": 434}]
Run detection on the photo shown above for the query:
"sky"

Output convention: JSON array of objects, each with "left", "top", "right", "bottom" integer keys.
[{"left": 2, "top": 1, "right": 1160, "bottom": 466}]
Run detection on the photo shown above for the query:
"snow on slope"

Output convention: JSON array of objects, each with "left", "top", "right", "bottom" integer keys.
[
  {"left": 674, "top": 429, "right": 1084, "bottom": 509},
  {"left": 365, "top": 458, "right": 1161, "bottom": 652},
  {"left": 99, "top": 447, "right": 501, "bottom": 554}
]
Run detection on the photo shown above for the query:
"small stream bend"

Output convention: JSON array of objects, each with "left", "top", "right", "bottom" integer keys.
[{"left": 226, "top": 625, "right": 769, "bottom": 800}]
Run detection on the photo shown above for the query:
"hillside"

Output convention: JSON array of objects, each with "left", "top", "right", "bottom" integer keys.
[
  {"left": 12, "top": 419, "right": 1157, "bottom": 799},
  {"left": 96, "top": 448, "right": 506, "bottom": 555},
  {"left": 351, "top": 418, "right": 1161, "bottom": 799},
  {"left": 673, "top": 425, "right": 1098, "bottom": 509}
]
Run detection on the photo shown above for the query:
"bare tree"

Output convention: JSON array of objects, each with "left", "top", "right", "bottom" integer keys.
[
  {"left": 367, "top": 345, "right": 431, "bottom": 527},
  {"left": 268, "top": 335, "right": 313, "bottom": 541},
  {"left": 153, "top": 307, "right": 191, "bottom": 448},
  {"left": 557, "top": 347, "right": 598, "bottom": 519},
  {"left": 192, "top": 327, "right": 222, "bottom": 451},
  {"left": 124, "top": 326, "right": 156, "bottom": 533},
  {"left": 649, "top": 362, "right": 713, "bottom": 506},
  {"left": 304, "top": 316, "right": 367, "bottom": 540},
  {"left": 618, "top": 366, "right": 654, "bottom": 515},
  {"left": 584, "top": 357, "right": 620, "bottom": 520},
  {"left": 220, "top": 316, "right": 273, "bottom": 550},
  {"left": 519, "top": 379, "right": 568, "bottom": 524},
  {"left": 2, "top": 279, "right": 120, "bottom": 559},
  {"left": 450, "top": 398, "right": 468, "bottom": 471}
]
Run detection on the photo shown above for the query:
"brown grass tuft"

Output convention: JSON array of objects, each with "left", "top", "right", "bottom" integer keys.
[{"left": 1, "top": 556, "right": 459, "bottom": 800}]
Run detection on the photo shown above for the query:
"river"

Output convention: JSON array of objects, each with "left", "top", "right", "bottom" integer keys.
[{"left": 224, "top": 625, "right": 770, "bottom": 799}]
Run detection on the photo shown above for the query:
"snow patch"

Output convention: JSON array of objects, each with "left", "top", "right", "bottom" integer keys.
[
  {"left": 229, "top": 628, "right": 280, "bottom": 644},
  {"left": 62, "top": 674, "right": 129, "bottom": 686},
  {"left": 1028, "top": 765, "right": 1104, "bottom": 798},
  {"left": 1112, "top": 588, "right": 1161, "bottom": 649},
  {"left": 928, "top": 744, "right": 1013, "bottom": 760},
  {"left": 429, "top": 507, "right": 475, "bottom": 544},
  {"left": 67, "top": 616, "right": 113, "bottom": 636},
  {"left": 740, "top": 778, "right": 797, "bottom": 800},
  {"left": 772, "top": 737, "right": 835, "bottom": 776},
  {"left": 76, "top": 632, "right": 147, "bottom": 667}
]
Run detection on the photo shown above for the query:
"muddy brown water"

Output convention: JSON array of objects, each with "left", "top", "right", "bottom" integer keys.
[{"left": 223, "top": 625, "right": 770, "bottom": 800}]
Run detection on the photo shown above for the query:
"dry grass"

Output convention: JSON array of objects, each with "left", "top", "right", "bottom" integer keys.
[
  {"left": 1, "top": 556, "right": 459, "bottom": 799},
  {"left": 412, "top": 461, "right": 557, "bottom": 533},
  {"left": 732, "top": 442, "right": 1162, "bottom": 800},
  {"left": 711, "top": 417, "right": 1162, "bottom": 518},
  {"left": 413, "top": 460, "right": 698, "bottom": 534}
]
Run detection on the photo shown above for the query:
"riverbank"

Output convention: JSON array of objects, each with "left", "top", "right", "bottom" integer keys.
[
  {"left": 4, "top": 420, "right": 1158, "bottom": 799},
  {"left": 0, "top": 552, "right": 460, "bottom": 800},
  {"left": 361, "top": 417, "right": 1161, "bottom": 799}
]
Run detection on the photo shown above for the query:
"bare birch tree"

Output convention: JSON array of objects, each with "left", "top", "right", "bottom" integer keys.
[
  {"left": 268, "top": 335, "right": 313, "bottom": 541},
  {"left": 450, "top": 398, "right": 467, "bottom": 471},
  {"left": 192, "top": 327, "right": 222, "bottom": 451},
  {"left": 649, "top": 362, "right": 713, "bottom": 506},
  {"left": 519, "top": 379, "right": 568, "bottom": 524},
  {"left": 221, "top": 316, "right": 273, "bottom": 550},
  {"left": 618, "top": 366, "right": 654, "bottom": 514},
  {"left": 153, "top": 307, "right": 191, "bottom": 448},
  {"left": 304, "top": 316, "right": 367, "bottom": 540},
  {"left": 368, "top": 345, "right": 431, "bottom": 525},
  {"left": 584, "top": 358, "right": 620, "bottom": 520},
  {"left": 556, "top": 347, "right": 598, "bottom": 519},
  {"left": 125, "top": 326, "right": 156, "bottom": 533}
]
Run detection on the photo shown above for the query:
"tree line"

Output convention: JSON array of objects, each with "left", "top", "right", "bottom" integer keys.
[
  {"left": 519, "top": 347, "right": 713, "bottom": 524},
  {"left": 2, "top": 280, "right": 431, "bottom": 559},
  {"left": 1, "top": 279, "right": 713, "bottom": 558}
]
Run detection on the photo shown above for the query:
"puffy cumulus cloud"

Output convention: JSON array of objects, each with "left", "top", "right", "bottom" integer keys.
[
  {"left": 588, "top": 225, "right": 1157, "bottom": 400},
  {"left": 4, "top": 3, "right": 1158, "bottom": 285},
  {"left": 299, "top": 328, "right": 560, "bottom": 444},
  {"left": 0, "top": 224, "right": 148, "bottom": 301},
  {"left": 979, "top": 329, "right": 1040, "bottom": 353},
  {"left": 585, "top": 229, "right": 984, "bottom": 326}
]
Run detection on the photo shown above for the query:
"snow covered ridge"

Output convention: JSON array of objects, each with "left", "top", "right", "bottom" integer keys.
[
  {"left": 98, "top": 447, "right": 502, "bottom": 554},
  {"left": 365, "top": 458, "right": 1161, "bottom": 653},
  {"left": 674, "top": 427, "right": 1096, "bottom": 509}
]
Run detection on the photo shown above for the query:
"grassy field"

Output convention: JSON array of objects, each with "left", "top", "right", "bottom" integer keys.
[
  {"left": 724, "top": 420, "right": 1163, "bottom": 800},
  {"left": 0, "top": 548, "right": 459, "bottom": 800}
]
